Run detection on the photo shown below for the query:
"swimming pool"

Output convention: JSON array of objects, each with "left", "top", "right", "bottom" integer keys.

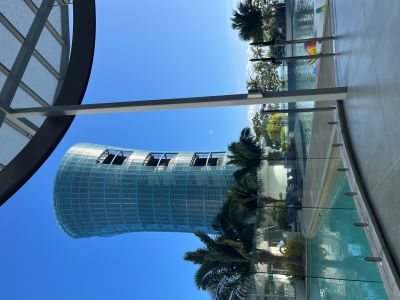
[{"left": 306, "top": 171, "right": 388, "bottom": 299}]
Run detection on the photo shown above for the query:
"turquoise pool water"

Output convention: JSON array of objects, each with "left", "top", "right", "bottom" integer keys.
[
  {"left": 289, "top": 0, "right": 318, "bottom": 159},
  {"left": 307, "top": 172, "right": 388, "bottom": 299}
]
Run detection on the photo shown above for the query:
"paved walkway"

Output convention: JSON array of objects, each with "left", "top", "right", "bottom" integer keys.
[
  {"left": 332, "top": 0, "right": 400, "bottom": 278},
  {"left": 301, "top": 1, "right": 339, "bottom": 239}
]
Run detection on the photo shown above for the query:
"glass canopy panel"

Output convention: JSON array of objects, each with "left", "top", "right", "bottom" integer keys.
[
  {"left": 0, "top": 123, "right": 30, "bottom": 166},
  {"left": 0, "top": 0, "right": 70, "bottom": 175},
  {"left": 10, "top": 87, "right": 46, "bottom": 127},
  {"left": 0, "top": 23, "right": 22, "bottom": 70},
  {"left": 35, "top": 26, "right": 63, "bottom": 71},
  {"left": 47, "top": 4, "right": 62, "bottom": 35},
  {"left": 0, "top": 71, "right": 5, "bottom": 90},
  {"left": 21, "top": 56, "right": 58, "bottom": 104},
  {"left": 0, "top": 0, "right": 35, "bottom": 37}
]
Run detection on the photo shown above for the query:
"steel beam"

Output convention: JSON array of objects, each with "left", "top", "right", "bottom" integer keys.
[
  {"left": 262, "top": 106, "right": 336, "bottom": 114},
  {"left": 250, "top": 53, "right": 335, "bottom": 63},
  {"left": 250, "top": 36, "right": 336, "bottom": 47},
  {"left": 9, "top": 87, "right": 348, "bottom": 117}
]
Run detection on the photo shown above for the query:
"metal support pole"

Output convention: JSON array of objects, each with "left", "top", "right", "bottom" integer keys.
[
  {"left": 254, "top": 271, "right": 382, "bottom": 284},
  {"left": 250, "top": 36, "right": 336, "bottom": 47},
  {"left": 257, "top": 205, "right": 356, "bottom": 211},
  {"left": 7, "top": 87, "right": 348, "bottom": 118},
  {"left": 266, "top": 157, "right": 341, "bottom": 161},
  {"left": 250, "top": 53, "right": 335, "bottom": 63},
  {"left": 261, "top": 106, "right": 336, "bottom": 114},
  {"left": 344, "top": 192, "right": 357, "bottom": 196}
]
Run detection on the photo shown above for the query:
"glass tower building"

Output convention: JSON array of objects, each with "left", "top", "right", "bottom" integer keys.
[{"left": 54, "top": 143, "right": 237, "bottom": 238}]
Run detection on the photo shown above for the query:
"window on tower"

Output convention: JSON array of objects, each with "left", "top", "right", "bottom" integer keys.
[
  {"left": 191, "top": 152, "right": 225, "bottom": 166},
  {"left": 143, "top": 153, "right": 178, "bottom": 167},
  {"left": 208, "top": 152, "right": 225, "bottom": 166},
  {"left": 97, "top": 149, "right": 133, "bottom": 165},
  {"left": 191, "top": 153, "right": 208, "bottom": 166}
]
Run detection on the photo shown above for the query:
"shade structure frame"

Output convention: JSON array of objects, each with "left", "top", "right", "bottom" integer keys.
[{"left": 0, "top": 1, "right": 96, "bottom": 206}]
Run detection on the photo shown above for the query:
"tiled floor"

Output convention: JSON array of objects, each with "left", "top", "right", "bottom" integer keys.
[{"left": 333, "top": 0, "right": 400, "bottom": 271}]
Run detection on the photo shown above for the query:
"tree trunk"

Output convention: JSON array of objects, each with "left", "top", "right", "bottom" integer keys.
[{"left": 259, "top": 196, "right": 281, "bottom": 204}]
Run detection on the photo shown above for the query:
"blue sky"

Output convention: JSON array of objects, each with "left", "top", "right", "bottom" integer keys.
[{"left": 0, "top": 1, "right": 249, "bottom": 299}]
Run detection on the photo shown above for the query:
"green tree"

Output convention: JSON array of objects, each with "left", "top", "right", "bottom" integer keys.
[
  {"left": 212, "top": 172, "right": 282, "bottom": 243},
  {"left": 184, "top": 232, "right": 253, "bottom": 300},
  {"left": 227, "top": 127, "right": 289, "bottom": 180},
  {"left": 284, "top": 238, "right": 304, "bottom": 257},
  {"left": 212, "top": 195, "right": 256, "bottom": 250},
  {"left": 228, "top": 179, "right": 281, "bottom": 214},
  {"left": 251, "top": 111, "right": 264, "bottom": 140},
  {"left": 231, "top": 0, "right": 264, "bottom": 42},
  {"left": 247, "top": 61, "right": 283, "bottom": 92},
  {"left": 261, "top": 1, "right": 286, "bottom": 40},
  {"left": 250, "top": 46, "right": 264, "bottom": 60},
  {"left": 270, "top": 202, "right": 290, "bottom": 231},
  {"left": 227, "top": 128, "right": 263, "bottom": 181},
  {"left": 266, "top": 113, "right": 286, "bottom": 142},
  {"left": 251, "top": 104, "right": 280, "bottom": 141},
  {"left": 185, "top": 232, "right": 300, "bottom": 300}
]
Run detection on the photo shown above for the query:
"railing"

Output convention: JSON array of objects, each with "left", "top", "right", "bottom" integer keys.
[{"left": 250, "top": 106, "right": 390, "bottom": 299}]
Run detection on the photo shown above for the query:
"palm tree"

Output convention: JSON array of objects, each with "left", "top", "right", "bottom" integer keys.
[
  {"left": 231, "top": 0, "right": 264, "bottom": 42},
  {"left": 185, "top": 232, "right": 300, "bottom": 299},
  {"left": 227, "top": 127, "right": 263, "bottom": 181},
  {"left": 212, "top": 195, "right": 256, "bottom": 249},
  {"left": 188, "top": 257, "right": 252, "bottom": 300},
  {"left": 184, "top": 232, "right": 253, "bottom": 300},
  {"left": 193, "top": 232, "right": 301, "bottom": 266},
  {"left": 229, "top": 173, "right": 281, "bottom": 207},
  {"left": 227, "top": 127, "right": 289, "bottom": 180}
]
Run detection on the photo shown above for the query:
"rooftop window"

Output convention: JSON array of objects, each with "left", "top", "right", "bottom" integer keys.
[
  {"left": 97, "top": 149, "right": 133, "bottom": 165},
  {"left": 191, "top": 152, "right": 225, "bottom": 167},
  {"left": 143, "top": 153, "right": 178, "bottom": 167}
]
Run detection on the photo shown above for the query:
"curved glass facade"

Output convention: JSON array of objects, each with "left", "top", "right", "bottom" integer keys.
[{"left": 54, "top": 143, "right": 236, "bottom": 238}]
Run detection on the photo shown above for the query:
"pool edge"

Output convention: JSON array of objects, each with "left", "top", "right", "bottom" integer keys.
[{"left": 336, "top": 100, "right": 400, "bottom": 299}]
